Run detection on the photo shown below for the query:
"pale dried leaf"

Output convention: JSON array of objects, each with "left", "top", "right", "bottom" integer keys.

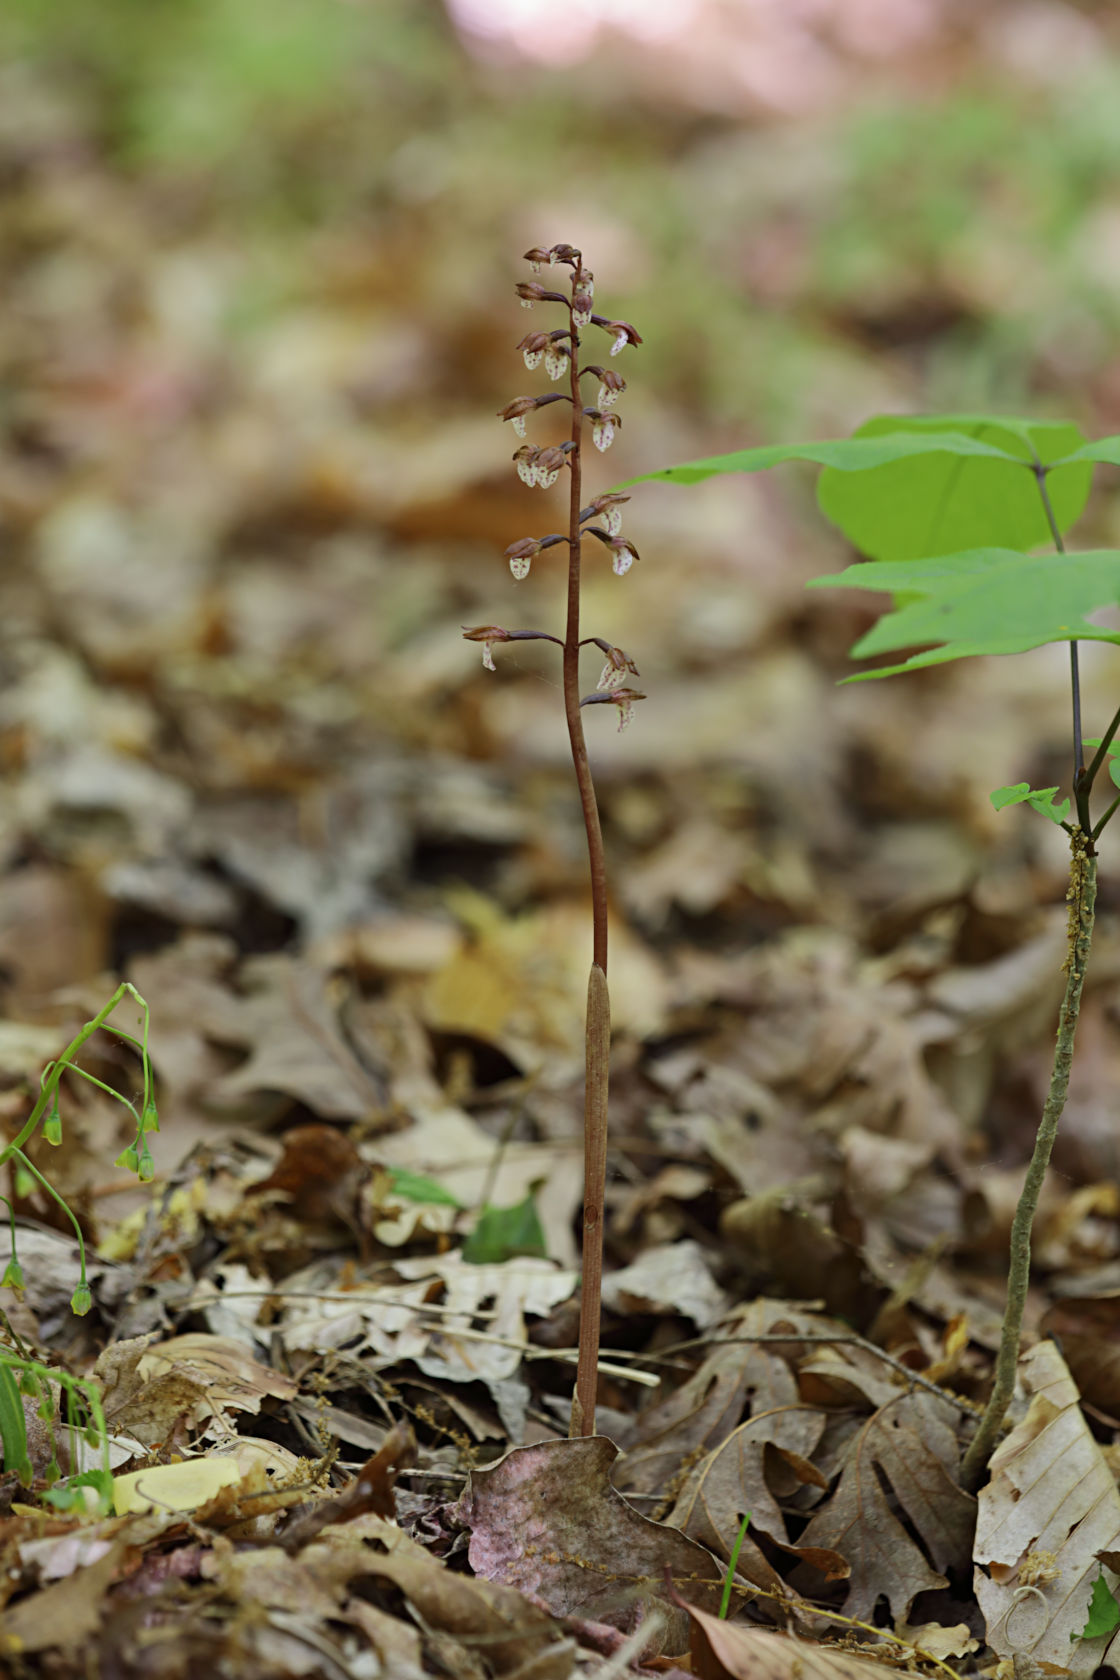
[{"left": 974, "top": 1339, "right": 1120, "bottom": 1674}]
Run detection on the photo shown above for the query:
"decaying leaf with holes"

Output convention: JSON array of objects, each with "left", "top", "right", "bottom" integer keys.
[{"left": 974, "top": 1339, "right": 1120, "bottom": 1674}]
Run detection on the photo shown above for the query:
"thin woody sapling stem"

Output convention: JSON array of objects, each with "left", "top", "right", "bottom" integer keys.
[{"left": 960, "top": 831, "right": 1097, "bottom": 1489}]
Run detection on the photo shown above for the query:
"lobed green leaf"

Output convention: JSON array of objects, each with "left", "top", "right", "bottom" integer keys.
[
  {"left": 1081, "top": 1574, "right": 1120, "bottom": 1640},
  {"left": 1049, "top": 435, "right": 1120, "bottom": 469},
  {"left": 616, "top": 428, "right": 1024, "bottom": 489},
  {"left": 990, "top": 784, "right": 1070, "bottom": 825},
  {"left": 810, "top": 547, "right": 1120, "bottom": 680}
]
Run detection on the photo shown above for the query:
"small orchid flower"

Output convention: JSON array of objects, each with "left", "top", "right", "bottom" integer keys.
[
  {"left": 609, "top": 686, "right": 645, "bottom": 731},
  {"left": 545, "top": 341, "right": 569, "bottom": 381},
  {"left": 607, "top": 538, "right": 639, "bottom": 575},
  {"left": 595, "top": 317, "right": 642, "bottom": 355},
  {"left": 533, "top": 446, "right": 567, "bottom": 489},
  {"left": 498, "top": 395, "right": 539, "bottom": 438},
  {"left": 579, "top": 493, "right": 630, "bottom": 538},
  {"left": 572, "top": 288, "right": 593, "bottom": 329},
  {"left": 513, "top": 444, "right": 541, "bottom": 485},
  {"left": 502, "top": 532, "right": 566, "bottom": 579},
  {"left": 523, "top": 246, "right": 552, "bottom": 273},
  {"left": 596, "top": 645, "right": 640, "bottom": 692},
  {"left": 462, "top": 624, "right": 513, "bottom": 670},
  {"left": 549, "top": 242, "right": 581, "bottom": 265},
  {"left": 517, "top": 330, "right": 550, "bottom": 370},
  {"left": 585, "top": 409, "right": 621, "bottom": 452},
  {"left": 596, "top": 369, "right": 626, "bottom": 409},
  {"left": 506, "top": 537, "right": 540, "bottom": 579},
  {"left": 581, "top": 685, "right": 646, "bottom": 732}
]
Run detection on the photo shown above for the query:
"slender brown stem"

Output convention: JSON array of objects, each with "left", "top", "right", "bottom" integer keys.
[
  {"left": 960, "top": 830, "right": 1097, "bottom": 1489},
  {"left": 572, "top": 963, "right": 610, "bottom": 1437},
  {"left": 561, "top": 318, "right": 609, "bottom": 974},
  {"left": 560, "top": 282, "right": 611, "bottom": 1437}
]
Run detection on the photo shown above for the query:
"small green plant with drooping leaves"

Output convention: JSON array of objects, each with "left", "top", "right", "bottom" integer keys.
[
  {"left": 624, "top": 412, "right": 1120, "bottom": 1489},
  {"left": 463, "top": 243, "right": 644, "bottom": 1437},
  {"left": 1, "top": 981, "right": 159, "bottom": 1510}
]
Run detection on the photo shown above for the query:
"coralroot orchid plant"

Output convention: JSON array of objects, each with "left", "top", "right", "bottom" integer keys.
[
  {"left": 1, "top": 981, "right": 158, "bottom": 1509},
  {"left": 464, "top": 243, "right": 644, "bottom": 1436},
  {"left": 628, "top": 412, "right": 1120, "bottom": 1488}
]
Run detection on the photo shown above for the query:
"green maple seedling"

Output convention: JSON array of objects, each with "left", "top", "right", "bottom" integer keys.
[
  {"left": 625, "top": 412, "right": 1120, "bottom": 1489},
  {"left": 0, "top": 981, "right": 161, "bottom": 1512}
]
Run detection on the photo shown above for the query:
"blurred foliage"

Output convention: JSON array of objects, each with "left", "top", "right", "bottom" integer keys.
[{"left": 5, "top": 0, "right": 1120, "bottom": 437}]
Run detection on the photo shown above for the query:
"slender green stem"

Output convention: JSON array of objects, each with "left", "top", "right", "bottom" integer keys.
[
  {"left": 10, "top": 1149, "right": 89, "bottom": 1287},
  {"left": 1081, "top": 695, "right": 1120, "bottom": 797},
  {"left": 54, "top": 1061, "right": 140, "bottom": 1125},
  {"left": 960, "top": 832, "right": 1097, "bottom": 1490},
  {"left": 1094, "top": 792, "right": 1120, "bottom": 841},
  {"left": 0, "top": 982, "right": 140, "bottom": 1167}
]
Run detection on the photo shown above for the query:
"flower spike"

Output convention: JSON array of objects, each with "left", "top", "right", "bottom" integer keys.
[{"left": 482, "top": 250, "right": 646, "bottom": 1437}]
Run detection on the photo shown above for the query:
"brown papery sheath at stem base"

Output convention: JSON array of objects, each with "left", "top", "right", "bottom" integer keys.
[{"left": 570, "top": 962, "right": 610, "bottom": 1438}]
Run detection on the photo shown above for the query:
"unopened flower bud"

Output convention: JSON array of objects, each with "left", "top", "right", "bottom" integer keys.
[
  {"left": 463, "top": 625, "right": 513, "bottom": 670},
  {"left": 2, "top": 1257, "right": 24, "bottom": 1292},
  {"left": 70, "top": 1281, "right": 92, "bottom": 1317},
  {"left": 597, "top": 646, "right": 640, "bottom": 692},
  {"left": 596, "top": 369, "right": 626, "bottom": 409},
  {"left": 517, "top": 330, "right": 550, "bottom": 370}
]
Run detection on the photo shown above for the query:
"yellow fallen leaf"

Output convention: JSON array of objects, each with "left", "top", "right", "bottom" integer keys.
[{"left": 113, "top": 1455, "right": 241, "bottom": 1515}]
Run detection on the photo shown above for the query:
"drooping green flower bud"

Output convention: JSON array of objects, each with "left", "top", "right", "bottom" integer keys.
[{"left": 70, "top": 1282, "right": 92, "bottom": 1317}]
